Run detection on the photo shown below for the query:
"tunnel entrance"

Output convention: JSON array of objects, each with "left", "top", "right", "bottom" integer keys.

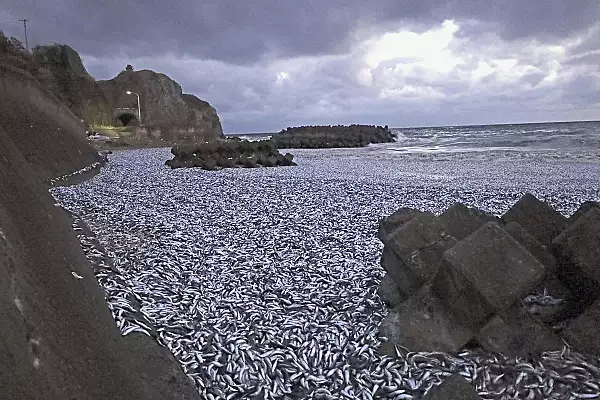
[
  {"left": 113, "top": 107, "right": 140, "bottom": 127},
  {"left": 116, "top": 113, "right": 139, "bottom": 127}
]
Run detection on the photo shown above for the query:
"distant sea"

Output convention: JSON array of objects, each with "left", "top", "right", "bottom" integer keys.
[{"left": 228, "top": 121, "right": 600, "bottom": 162}]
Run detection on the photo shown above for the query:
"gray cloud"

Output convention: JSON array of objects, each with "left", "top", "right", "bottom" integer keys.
[
  {"left": 3, "top": 1, "right": 600, "bottom": 132},
  {"left": 2, "top": 0, "right": 600, "bottom": 63}
]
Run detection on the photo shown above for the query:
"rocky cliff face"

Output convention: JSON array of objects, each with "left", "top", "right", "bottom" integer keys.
[
  {"left": 0, "top": 32, "right": 222, "bottom": 143},
  {"left": 96, "top": 69, "right": 223, "bottom": 140},
  {"left": 0, "top": 63, "right": 101, "bottom": 180},
  {"left": 0, "top": 48, "right": 200, "bottom": 400}
]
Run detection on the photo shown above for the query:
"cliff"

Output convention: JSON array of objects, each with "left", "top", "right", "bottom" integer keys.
[
  {"left": 0, "top": 32, "right": 223, "bottom": 144},
  {"left": 0, "top": 44, "right": 200, "bottom": 399},
  {"left": 94, "top": 69, "right": 223, "bottom": 141}
]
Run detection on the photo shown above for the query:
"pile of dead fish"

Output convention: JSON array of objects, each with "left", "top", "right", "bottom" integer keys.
[
  {"left": 51, "top": 148, "right": 600, "bottom": 399},
  {"left": 49, "top": 160, "right": 103, "bottom": 186}
]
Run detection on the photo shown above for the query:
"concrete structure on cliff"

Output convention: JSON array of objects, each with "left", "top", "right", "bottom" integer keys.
[{"left": 15, "top": 41, "right": 223, "bottom": 143}]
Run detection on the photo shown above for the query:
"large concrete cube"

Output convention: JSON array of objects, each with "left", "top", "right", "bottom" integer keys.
[
  {"left": 502, "top": 193, "right": 567, "bottom": 248},
  {"left": 504, "top": 221, "right": 556, "bottom": 273},
  {"left": 439, "top": 203, "right": 500, "bottom": 241},
  {"left": 477, "top": 304, "right": 563, "bottom": 356},
  {"left": 568, "top": 201, "right": 600, "bottom": 224},
  {"left": 378, "top": 208, "right": 423, "bottom": 242},
  {"left": 378, "top": 286, "right": 474, "bottom": 355},
  {"left": 377, "top": 274, "right": 405, "bottom": 307},
  {"left": 432, "top": 222, "right": 546, "bottom": 330},
  {"left": 553, "top": 207, "right": 600, "bottom": 298},
  {"left": 562, "top": 299, "right": 600, "bottom": 355},
  {"left": 382, "top": 212, "right": 457, "bottom": 297}
]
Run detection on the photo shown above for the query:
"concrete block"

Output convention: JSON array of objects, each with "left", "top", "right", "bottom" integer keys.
[
  {"left": 504, "top": 221, "right": 556, "bottom": 273},
  {"left": 502, "top": 193, "right": 568, "bottom": 248},
  {"left": 562, "top": 299, "right": 600, "bottom": 355},
  {"left": 439, "top": 203, "right": 500, "bottom": 241},
  {"left": 423, "top": 374, "right": 482, "bottom": 400},
  {"left": 568, "top": 201, "right": 600, "bottom": 224},
  {"left": 378, "top": 285, "right": 474, "bottom": 355},
  {"left": 432, "top": 222, "right": 546, "bottom": 330},
  {"left": 377, "top": 274, "right": 406, "bottom": 307},
  {"left": 477, "top": 304, "right": 563, "bottom": 357},
  {"left": 382, "top": 212, "right": 457, "bottom": 297},
  {"left": 553, "top": 207, "right": 600, "bottom": 298},
  {"left": 378, "top": 207, "right": 423, "bottom": 242}
]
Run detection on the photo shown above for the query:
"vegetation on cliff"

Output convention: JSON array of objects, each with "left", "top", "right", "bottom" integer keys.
[
  {"left": 166, "top": 138, "right": 295, "bottom": 170},
  {"left": 271, "top": 124, "right": 395, "bottom": 148}
]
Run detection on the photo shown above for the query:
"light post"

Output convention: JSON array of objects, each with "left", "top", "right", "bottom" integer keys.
[{"left": 126, "top": 90, "right": 142, "bottom": 126}]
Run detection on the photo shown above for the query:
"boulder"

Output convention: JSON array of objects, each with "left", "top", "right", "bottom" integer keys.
[
  {"left": 382, "top": 212, "right": 457, "bottom": 298},
  {"left": 553, "top": 207, "right": 600, "bottom": 298},
  {"left": 378, "top": 208, "right": 423, "bottom": 242},
  {"left": 432, "top": 222, "right": 546, "bottom": 330},
  {"left": 378, "top": 286, "right": 474, "bottom": 355},
  {"left": 439, "top": 203, "right": 500, "bottom": 241},
  {"left": 377, "top": 274, "right": 405, "bottom": 307},
  {"left": 423, "top": 374, "right": 482, "bottom": 400},
  {"left": 477, "top": 304, "right": 563, "bottom": 357},
  {"left": 562, "top": 299, "right": 600, "bottom": 355},
  {"left": 569, "top": 201, "right": 600, "bottom": 224},
  {"left": 501, "top": 193, "right": 567, "bottom": 248},
  {"left": 504, "top": 221, "right": 556, "bottom": 273}
]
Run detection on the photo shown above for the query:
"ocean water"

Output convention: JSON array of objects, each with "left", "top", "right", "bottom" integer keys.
[
  {"left": 230, "top": 121, "right": 600, "bottom": 162},
  {"left": 390, "top": 121, "right": 600, "bottom": 161}
]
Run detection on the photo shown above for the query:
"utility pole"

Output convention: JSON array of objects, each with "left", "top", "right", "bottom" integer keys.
[{"left": 19, "top": 19, "right": 28, "bottom": 51}]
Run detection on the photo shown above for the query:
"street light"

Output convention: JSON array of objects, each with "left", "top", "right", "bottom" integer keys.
[{"left": 126, "top": 90, "right": 142, "bottom": 126}]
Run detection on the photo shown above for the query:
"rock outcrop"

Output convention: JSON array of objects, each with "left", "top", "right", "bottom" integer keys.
[
  {"left": 93, "top": 69, "right": 223, "bottom": 141},
  {"left": 272, "top": 125, "right": 395, "bottom": 148},
  {"left": 0, "top": 32, "right": 223, "bottom": 144},
  {"left": 0, "top": 44, "right": 199, "bottom": 400}
]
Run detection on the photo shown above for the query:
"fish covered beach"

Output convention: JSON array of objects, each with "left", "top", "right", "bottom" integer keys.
[{"left": 52, "top": 124, "right": 600, "bottom": 399}]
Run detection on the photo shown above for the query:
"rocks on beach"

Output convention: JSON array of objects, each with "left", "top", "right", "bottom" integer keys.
[
  {"left": 165, "top": 138, "right": 296, "bottom": 170},
  {"left": 378, "top": 193, "right": 600, "bottom": 360},
  {"left": 271, "top": 124, "right": 396, "bottom": 148}
]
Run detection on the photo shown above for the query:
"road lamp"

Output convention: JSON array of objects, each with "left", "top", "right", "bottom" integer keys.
[{"left": 126, "top": 90, "right": 142, "bottom": 126}]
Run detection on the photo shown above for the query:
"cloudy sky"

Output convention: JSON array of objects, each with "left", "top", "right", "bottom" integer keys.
[{"left": 2, "top": 1, "right": 600, "bottom": 133}]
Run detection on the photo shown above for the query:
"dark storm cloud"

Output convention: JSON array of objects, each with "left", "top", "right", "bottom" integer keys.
[{"left": 1, "top": 0, "right": 599, "bottom": 62}]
